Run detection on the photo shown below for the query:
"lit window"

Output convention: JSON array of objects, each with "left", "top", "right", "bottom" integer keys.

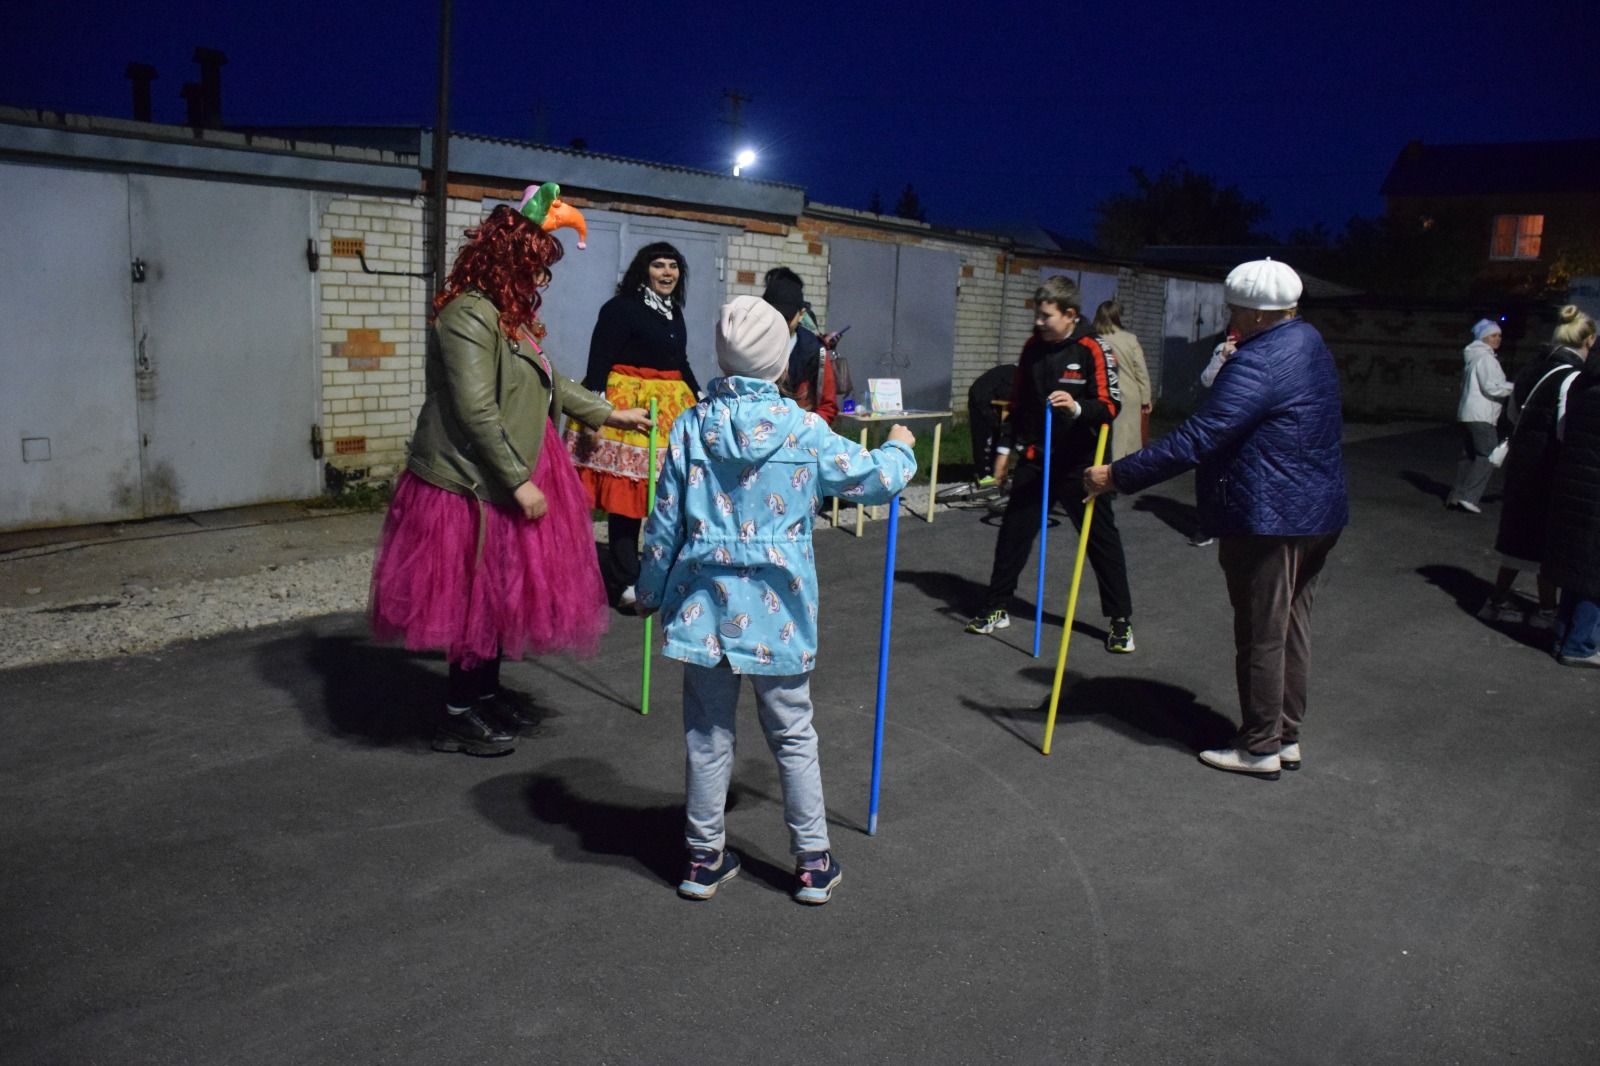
[{"left": 1490, "top": 214, "right": 1543, "bottom": 260}]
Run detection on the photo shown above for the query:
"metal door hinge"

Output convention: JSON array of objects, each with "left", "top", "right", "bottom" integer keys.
[{"left": 310, "top": 424, "right": 324, "bottom": 460}]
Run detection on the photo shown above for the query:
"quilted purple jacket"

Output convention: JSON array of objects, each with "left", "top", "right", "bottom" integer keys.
[{"left": 1112, "top": 317, "right": 1349, "bottom": 537}]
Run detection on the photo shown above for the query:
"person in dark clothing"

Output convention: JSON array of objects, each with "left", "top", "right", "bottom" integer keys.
[
  {"left": 1085, "top": 259, "right": 1348, "bottom": 780},
  {"left": 1544, "top": 344, "right": 1600, "bottom": 666},
  {"left": 763, "top": 267, "right": 839, "bottom": 423},
  {"left": 567, "top": 242, "right": 702, "bottom": 609},
  {"left": 966, "top": 275, "right": 1135, "bottom": 653},
  {"left": 967, "top": 364, "right": 1016, "bottom": 481},
  {"left": 1480, "top": 307, "right": 1596, "bottom": 628}
]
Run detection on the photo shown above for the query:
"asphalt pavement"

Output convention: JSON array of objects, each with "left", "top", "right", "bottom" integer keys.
[{"left": 1, "top": 424, "right": 1595, "bottom": 1065}]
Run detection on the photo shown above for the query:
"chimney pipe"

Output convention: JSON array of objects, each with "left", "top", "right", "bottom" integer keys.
[
  {"left": 125, "top": 63, "right": 157, "bottom": 122},
  {"left": 193, "top": 47, "right": 227, "bottom": 127},
  {"left": 181, "top": 82, "right": 206, "bottom": 129}
]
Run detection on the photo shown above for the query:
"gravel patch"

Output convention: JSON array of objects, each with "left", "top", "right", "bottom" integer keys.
[{"left": 0, "top": 552, "right": 376, "bottom": 671}]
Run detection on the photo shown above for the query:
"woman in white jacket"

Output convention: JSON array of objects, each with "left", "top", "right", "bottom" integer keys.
[{"left": 1446, "top": 318, "right": 1513, "bottom": 513}]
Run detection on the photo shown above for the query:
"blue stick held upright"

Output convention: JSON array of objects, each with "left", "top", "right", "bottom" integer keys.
[
  {"left": 867, "top": 492, "right": 901, "bottom": 836},
  {"left": 1032, "top": 408, "right": 1053, "bottom": 657}
]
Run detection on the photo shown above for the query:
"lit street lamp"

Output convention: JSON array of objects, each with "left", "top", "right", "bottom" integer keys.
[{"left": 733, "top": 148, "right": 756, "bottom": 177}]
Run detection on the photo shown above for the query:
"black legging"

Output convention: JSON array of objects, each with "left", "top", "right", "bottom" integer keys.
[
  {"left": 608, "top": 513, "right": 642, "bottom": 589},
  {"left": 447, "top": 655, "right": 501, "bottom": 708}
]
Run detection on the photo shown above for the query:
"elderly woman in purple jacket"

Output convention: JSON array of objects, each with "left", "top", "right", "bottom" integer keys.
[{"left": 1083, "top": 260, "right": 1349, "bottom": 780}]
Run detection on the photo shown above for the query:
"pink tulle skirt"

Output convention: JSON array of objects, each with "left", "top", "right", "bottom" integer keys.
[{"left": 368, "top": 420, "right": 608, "bottom": 667}]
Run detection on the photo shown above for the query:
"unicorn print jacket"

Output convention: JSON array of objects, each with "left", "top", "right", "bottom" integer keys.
[{"left": 636, "top": 375, "right": 916, "bottom": 675}]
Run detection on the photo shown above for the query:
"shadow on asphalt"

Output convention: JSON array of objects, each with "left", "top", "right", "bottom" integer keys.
[
  {"left": 258, "top": 631, "right": 443, "bottom": 750},
  {"left": 1400, "top": 469, "right": 1452, "bottom": 502},
  {"left": 1131, "top": 492, "right": 1201, "bottom": 538},
  {"left": 470, "top": 761, "right": 795, "bottom": 893},
  {"left": 1415, "top": 563, "right": 1554, "bottom": 652},
  {"left": 964, "top": 669, "right": 1236, "bottom": 753}
]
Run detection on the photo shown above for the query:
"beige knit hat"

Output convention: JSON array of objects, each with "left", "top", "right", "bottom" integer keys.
[
  {"left": 716, "top": 295, "right": 790, "bottom": 381},
  {"left": 1224, "top": 258, "right": 1303, "bottom": 310}
]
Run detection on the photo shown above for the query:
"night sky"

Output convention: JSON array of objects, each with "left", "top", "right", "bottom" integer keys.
[{"left": 3, "top": 0, "right": 1592, "bottom": 241}]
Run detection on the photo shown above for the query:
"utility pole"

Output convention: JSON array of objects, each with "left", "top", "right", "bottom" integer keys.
[
  {"left": 431, "top": 0, "right": 453, "bottom": 296},
  {"left": 721, "top": 88, "right": 750, "bottom": 162}
]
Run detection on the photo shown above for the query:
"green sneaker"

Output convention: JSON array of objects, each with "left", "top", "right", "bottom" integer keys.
[{"left": 965, "top": 608, "right": 1011, "bottom": 635}]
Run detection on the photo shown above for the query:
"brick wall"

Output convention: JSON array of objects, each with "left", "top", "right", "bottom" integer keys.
[
  {"left": 316, "top": 193, "right": 428, "bottom": 479},
  {"left": 314, "top": 187, "right": 1203, "bottom": 481},
  {"left": 1117, "top": 268, "right": 1168, "bottom": 399},
  {"left": 725, "top": 227, "right": 827, "bottom": 316}
]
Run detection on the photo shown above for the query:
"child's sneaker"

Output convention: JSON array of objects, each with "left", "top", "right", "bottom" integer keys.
[
  {"left": 677, "top": 847, "right": 740, "bottom": 901},
  {"left": 793, "top": 851, "right": 842, "bottom": 905},
  {"left": 965, "top": 608, "right": 1010, "bottom": 635},
  {"left": 1106, "top": 617, "right": 1136, "bottom": 653}
]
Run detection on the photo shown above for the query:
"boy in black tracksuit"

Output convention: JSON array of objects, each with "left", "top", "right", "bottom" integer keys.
[{"left": 967, "top": 275, "right": 1136, "bottom": 652}]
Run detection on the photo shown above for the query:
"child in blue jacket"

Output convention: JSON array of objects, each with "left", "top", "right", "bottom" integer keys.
[{"left": 637, "top": 295, "right": 916, "bottom": 904}]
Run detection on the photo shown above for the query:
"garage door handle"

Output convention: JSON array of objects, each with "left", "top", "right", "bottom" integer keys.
[{"left": 137, "top": 332, "right": 151, "bottom": 374}]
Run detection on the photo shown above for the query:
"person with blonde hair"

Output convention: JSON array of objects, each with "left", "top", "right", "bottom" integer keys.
[
  {"left": 1093, "top": 300, "right": 1152, "bottom": 461},
  {"left": 1480, "top": 305, "right": 1597, "bottom": 629}
]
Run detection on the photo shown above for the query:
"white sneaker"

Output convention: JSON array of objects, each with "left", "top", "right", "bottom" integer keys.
[
  {"left": 1279, "top": 742, "right": 1301, "bottom": 770},
  {"left": 1527, "top": 609, "right": 1557, "bottom": 631},
  {"left": 1557, "top": 650, "right": 1600, "bottom": 669},
  {"left": 1199, "top": 746, "right": 1281, "bottom": 780},
  {"left": 1455, "top": 499, "right": 1483, "bottom": 514}
]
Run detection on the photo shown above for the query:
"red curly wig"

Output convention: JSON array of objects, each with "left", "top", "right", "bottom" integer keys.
[{"left": 432, "top": 204, "right": 565, "bottom": 338}]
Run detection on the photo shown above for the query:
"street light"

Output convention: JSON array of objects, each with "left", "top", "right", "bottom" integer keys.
[{"left": 733, "top": 148, "right": 756, "bottom": 177}]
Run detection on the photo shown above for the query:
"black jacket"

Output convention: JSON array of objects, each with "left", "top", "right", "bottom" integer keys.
[
  {"left": 583, "top": 291, "right": 701, "bottom": 397},
  {"left": 1001, "top": 322, "right": 1120, "bottom": 470},
  {"left": 1495, "top": 349, "right": 1588, "bottom": 564},
  {"left": 1544, "top": 359, "right": 1600, "bottom": 594}
]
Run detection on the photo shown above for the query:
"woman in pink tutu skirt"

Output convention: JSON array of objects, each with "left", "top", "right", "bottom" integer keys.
[{"left": 369, "top": 184, "right": 653, "bottom": 755}]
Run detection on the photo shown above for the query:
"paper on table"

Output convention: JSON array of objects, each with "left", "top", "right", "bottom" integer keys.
[{"left": 867, "top": 378, "right": 903, "bottom": 414}]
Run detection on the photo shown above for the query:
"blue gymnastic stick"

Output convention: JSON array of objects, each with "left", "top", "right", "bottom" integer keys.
[
  {"left": 867, "top": 491, "right": 901, "bottom": 836},
  {"left": 1033, "top": 410, "right": 1053, "bottom": 657}
]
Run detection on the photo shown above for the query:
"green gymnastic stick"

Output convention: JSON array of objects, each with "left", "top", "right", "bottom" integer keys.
[{"left": 641, "top": 397, "right": 659, "bottom": 716}]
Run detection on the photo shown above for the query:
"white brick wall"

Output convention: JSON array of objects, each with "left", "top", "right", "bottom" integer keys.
[
  {"left": 315, "top": 188, "right": 1187, "bottom": 482},
  {"left": 317, "top": 192, "right": 429, "bottom": 479},
  {"left": 724, "top": 228, "right": 828, "bottom": 320}
]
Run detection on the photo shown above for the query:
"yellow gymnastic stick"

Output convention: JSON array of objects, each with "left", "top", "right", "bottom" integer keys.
[{"left": 1041, "top": 422, "right": 1110, "bottom": 756}]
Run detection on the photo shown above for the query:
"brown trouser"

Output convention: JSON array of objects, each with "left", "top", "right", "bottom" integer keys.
[{"left": 1218, "top": 532, "right": 1341, "bottom": 754}]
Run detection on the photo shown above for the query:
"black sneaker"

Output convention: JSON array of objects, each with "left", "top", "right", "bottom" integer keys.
[
  {"left": 478, "top": 690, "right": 543, "bottom": 732},
  {"left": 678, "top": 847, "right": 741, "bottom": 900},
  {"left": 431, "top": 707, "right": 515, "bottom": 756},
  {"left": 965, "top": 608, "right": 1011, "bottom": 635},
  {"left": 1106, "top": 617, "right": 1135, "bottom": 653},
  {"left": 793, "top": 851, "right": 842, "bottom": 905}
]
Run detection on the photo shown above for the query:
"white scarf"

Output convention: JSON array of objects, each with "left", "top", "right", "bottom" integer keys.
[{"left": 641, "top": 286, "right": 675, "bottom": 320}]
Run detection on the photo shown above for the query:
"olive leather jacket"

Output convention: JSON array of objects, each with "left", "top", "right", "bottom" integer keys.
[{"left": 408, "top": 291, "right": 613, "bottom": 503}]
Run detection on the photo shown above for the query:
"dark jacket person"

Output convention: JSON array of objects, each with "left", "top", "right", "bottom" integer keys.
[{"left": 1084, "top": 259, "right": 1348, "bottom": 780}]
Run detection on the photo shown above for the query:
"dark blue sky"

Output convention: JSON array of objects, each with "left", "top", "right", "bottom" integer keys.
[{"left": 3, "top": 0, "right": 1592, "bottom": 240}]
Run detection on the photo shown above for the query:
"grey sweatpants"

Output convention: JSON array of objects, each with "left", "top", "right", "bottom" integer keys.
[
  {"left": 682, "top": 662, "right": 829, "bottom": 856},
  {"left": 1448, "top": 421, "right": 1499, "bottom": 507}
]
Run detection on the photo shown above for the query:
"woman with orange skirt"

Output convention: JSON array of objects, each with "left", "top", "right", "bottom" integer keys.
[{"left": 568, "top": 241, "right": 701, "bottom": 609}]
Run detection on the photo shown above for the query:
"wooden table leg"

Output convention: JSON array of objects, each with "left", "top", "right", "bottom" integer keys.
[{"left": 927, "top": 421, "right": 941, "bottom": 523}]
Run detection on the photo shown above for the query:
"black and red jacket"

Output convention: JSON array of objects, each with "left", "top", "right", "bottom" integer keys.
[{"left": 1000, "top": 321, "right": 1121, "bottom": 469}]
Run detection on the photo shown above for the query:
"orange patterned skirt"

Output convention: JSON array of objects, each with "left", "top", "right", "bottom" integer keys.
[{"left": 565, "top": 364, "right": 697, "bottom": 519}]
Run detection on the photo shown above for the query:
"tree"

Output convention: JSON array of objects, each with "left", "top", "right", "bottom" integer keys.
[
  {"left": 1092, "top": 162, "right": 1270, "bottom": 256},
  {"left": 893, "top": 183, "right": 926, "bottom": 223}
]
